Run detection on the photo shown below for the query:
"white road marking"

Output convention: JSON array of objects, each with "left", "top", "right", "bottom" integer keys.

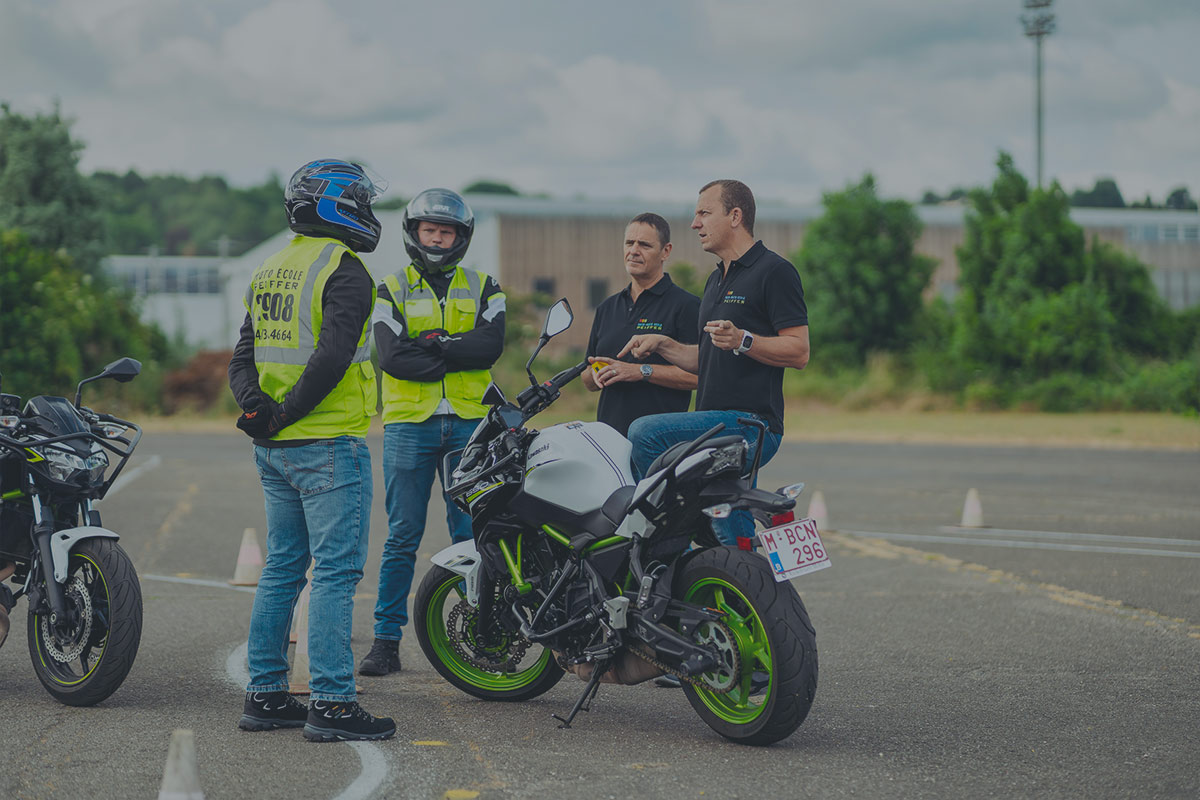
[
  {"left": 843, "top": 529, "right": 1200, "bottom": 558},
  {"left": 144, "top": 574, "right": 257, "bottom": 593},
  {"left": 181, "top": 580, "right": 392, "bottom": 800},
  {"left": 99, "top": 454, "right": 161, "bottom": 501}
]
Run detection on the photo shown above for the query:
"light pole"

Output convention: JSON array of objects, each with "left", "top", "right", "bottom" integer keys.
[{"left": 1022, "top": 0, "right": 1055, "bottom": 188}]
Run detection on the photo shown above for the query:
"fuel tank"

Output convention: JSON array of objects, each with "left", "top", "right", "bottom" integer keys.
[{"left": 521, "top": 421, "right": 633, "bottom": 514}]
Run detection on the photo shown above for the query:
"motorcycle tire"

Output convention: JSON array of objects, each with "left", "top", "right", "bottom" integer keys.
[
  {"left": 414, "top": 565, "right": 563, "bottom": 702},
  {"left": 27, "top": 537, "right": 143, "bottom": 706},
  {"left": 674, "top": 546, "right": 817, "bottom": 745}
]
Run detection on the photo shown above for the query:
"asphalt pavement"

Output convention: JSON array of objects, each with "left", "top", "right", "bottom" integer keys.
[{"left": 1, "top": 431, "right": 1196, "bottom": 799}]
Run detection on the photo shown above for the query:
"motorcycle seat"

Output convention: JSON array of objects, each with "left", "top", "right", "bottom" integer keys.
[{"left": 644, "top": 435, "right": 745, "bottom": 478}]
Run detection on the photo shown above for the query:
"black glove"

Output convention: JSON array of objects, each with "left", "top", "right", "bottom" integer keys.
[
  {"left": 236, "top": 395, "right": 291, "bottom": 439},
  {"left": 413, "top": 328, "right": 449, "bottom": 355}
]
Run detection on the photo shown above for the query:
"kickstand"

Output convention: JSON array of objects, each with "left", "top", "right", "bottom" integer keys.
[{"left": 552, "top": 662, "right": 609, "bottom": 729}]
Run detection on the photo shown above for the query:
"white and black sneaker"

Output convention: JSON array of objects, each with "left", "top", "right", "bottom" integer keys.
[
  {"left": 238, "top": 691, "right": 309, "bottom": 731},
  {"left": 303, "top": 700, "right": 396, "bottom": 742}
]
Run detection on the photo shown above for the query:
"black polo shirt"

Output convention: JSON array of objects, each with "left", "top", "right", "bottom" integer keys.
[
  {"left": 696, "top": 241, "right": 807, "bottom": 434},
  {"left": 587, "top": 273, "right": 700, "bottom": 436}
]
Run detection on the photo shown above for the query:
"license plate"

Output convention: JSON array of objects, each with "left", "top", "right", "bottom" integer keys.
[{"left": 757, "top": 518, "right": 832, "bottom": 582}]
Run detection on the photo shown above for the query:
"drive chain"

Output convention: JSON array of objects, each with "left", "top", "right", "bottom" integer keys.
[{"left": 629, "top": 618, "right": 740, "bottom": 695}]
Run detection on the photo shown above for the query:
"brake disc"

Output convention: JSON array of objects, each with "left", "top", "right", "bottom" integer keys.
[
  {"left": 40, "top": 574, "right": 94, "bottom": 664},
  {"left": 446, "top": 598, "right": 530, "bottom": 673}
]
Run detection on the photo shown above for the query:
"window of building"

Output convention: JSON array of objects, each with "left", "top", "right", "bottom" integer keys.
[
  {"left": 1163, "top": 225, "right": 1180, "bottom": 242},
  {"left": 532, "top": 277, "right": 556, "bottom": 303},
  {"left": 1183, "top": 225, "right": 1199, "bottom": 242},
  {"left": 587, "top": 278, "right": 609, "bottom": 309}
]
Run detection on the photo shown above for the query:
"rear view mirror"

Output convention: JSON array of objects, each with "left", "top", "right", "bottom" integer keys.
[{"left": 541, "top": 299, "right": 573, "bottom": 339}]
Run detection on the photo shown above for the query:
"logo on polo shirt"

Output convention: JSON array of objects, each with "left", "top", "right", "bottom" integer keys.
[
  {"left": 723, "top": 291, "right": 747, "bottom": 305},
  {"left": 635, "top": 318, "right": 663, "bottom": 331}
]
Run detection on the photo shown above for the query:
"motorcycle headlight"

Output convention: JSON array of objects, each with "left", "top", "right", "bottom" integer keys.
[
  {"left": 704, "top": 442, "right": 746, "bottom": 477},
  {"left": 85, "top": 448, "right": 109, "bottom": 481},
  {"left": 43, "top": 449, "right": 88, "bottom": 482}
]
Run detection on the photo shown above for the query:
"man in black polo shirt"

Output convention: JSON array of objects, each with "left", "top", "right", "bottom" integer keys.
[
  {"left": 620, "top": 180, "right": 809, "bottom": 546},
  {"left": 583, "top": 212, "right": 700, "bottom": 436}
]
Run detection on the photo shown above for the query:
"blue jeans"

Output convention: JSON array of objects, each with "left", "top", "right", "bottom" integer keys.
[
  {"left": 247, "top": 437, "right": 372, "bottom": 702},
  {"left": 372, "top": 415, "right": 478, "bottom": 641},
  {"left": 628, "top": 410, "right": 782, "bottom": 545}
]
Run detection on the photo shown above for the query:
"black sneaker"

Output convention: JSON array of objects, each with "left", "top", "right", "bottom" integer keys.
[
  {"left": 303, "top": 700, "right": 396, "bottom": 742},
  {"left": 357, "top": 638, "right": 401, "bottom": 676},
  {"left": 237, "top": 690, "right": 309, "bottom": 731}
]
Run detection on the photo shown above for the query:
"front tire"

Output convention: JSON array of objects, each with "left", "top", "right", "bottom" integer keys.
[
  {"left": 414, "top": 566, "right": 563, "bottom": 701},
  {"left": 675, "top": 547, "right": 817, "bottom": 745},
  {"left": 28, "top": 538, "right": 143, "bottom": 706}
]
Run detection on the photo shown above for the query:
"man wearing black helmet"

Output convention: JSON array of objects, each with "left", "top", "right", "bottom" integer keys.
[
  {"left": 358, "top": 188, "right": 506, "bottom": 677},
  {"left": 228, "top": 159, "right": 395, "bottom": 741}
]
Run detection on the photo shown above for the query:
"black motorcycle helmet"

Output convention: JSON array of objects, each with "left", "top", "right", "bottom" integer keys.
[
  {"left": 402, "top": 188, "right": 474, "bottom": 273},
  {"left": 285, "top": 159, "right": 385, "bottom": 253}
]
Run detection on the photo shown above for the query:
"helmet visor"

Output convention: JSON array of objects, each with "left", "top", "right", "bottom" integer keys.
[{"left": 406, "top": 189, "right": 472, "bottom": 227}]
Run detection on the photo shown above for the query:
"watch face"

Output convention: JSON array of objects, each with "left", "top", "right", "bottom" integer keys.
[
  {"left": 740, "top": 333, "right": 753, "bottom": 350},
  {"left": 641, "top": 364, "right": 653, "bottom": 378}
]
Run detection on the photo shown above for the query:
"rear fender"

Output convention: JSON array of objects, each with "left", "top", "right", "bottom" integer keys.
[
  {"left": 49, "top": 526, "right": 120, "bottom": 583},
  {"left": 431, "top": 539, "right": 482, "bottom": 607}
]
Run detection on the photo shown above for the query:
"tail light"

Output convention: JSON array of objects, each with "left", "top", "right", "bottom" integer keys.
[{"left": 770, "top": 511, "right": 795, "bottom": 527}]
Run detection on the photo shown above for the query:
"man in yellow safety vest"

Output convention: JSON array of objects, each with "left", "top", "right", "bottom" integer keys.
[
  {"left": 358, "top": 188, "right": 506, "bottom": 677},
  {"left": 228, "top": 159, "right": 395, "bottom": 741}
]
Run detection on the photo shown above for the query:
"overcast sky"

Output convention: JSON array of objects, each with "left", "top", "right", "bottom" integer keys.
[{"left": 2, "top": 0, "right": 1196, "bottom": 207}]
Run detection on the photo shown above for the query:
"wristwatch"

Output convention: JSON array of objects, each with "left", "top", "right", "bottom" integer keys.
[
  {"left": 733, "top": 330, "right": 754, "bottom": 356},
  {"left": 640, "top": 364, "right": 654, "bottom": 382}
]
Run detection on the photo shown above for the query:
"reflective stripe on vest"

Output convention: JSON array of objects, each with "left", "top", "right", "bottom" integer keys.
[
  {"left": 380, "top": 263, "right": 492, "bottom": 424},
  {"left": 243, "top": 236, "right": 377, "bottom": 439}
]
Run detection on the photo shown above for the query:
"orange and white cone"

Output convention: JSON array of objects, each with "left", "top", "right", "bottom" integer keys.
[
  {"left": 228, "top": 528, "right": 264, "bottom": 586},
  {"left": 806, "top": 490, "right": 831, "bottom": 532},
  {"left": 960, "top": 488, "right": 984, "bottom": 528},
  {"left": 157, "top": 728, "right": 204, "bottom": 800},
  {"left": 290, "top": 561, "right": 314, "bottom": 644},
  {"left": 287, "top": 585, "right": 312, "bottom": 695}
]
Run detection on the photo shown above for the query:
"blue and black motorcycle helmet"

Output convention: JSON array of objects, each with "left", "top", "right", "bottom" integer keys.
[
  {"left": 402, "top": 188, "right": 474, "bottom": 273},
  {"left": 285, "top": 159, "right": 386, "bottom": 253}
]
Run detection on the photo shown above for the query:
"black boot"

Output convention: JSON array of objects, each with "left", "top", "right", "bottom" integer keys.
[
  {"left": 303, "top": 700, "right": 396, "bottom": 742},
  {"left": 238, "top": 690, "right": 309, "bottom": 731},
  {"left": 357, "top": 638, "right": 401, "bottom": 676}
]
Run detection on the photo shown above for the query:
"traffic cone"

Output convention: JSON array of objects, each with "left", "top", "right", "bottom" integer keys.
[
  {"left": 806, "top": 490, "right": 831, "bottom": 532},
  {"left": 960, "top": 488, "right": 984, "bottom": 528},
  {"left": 228, "top": 528, "right": 264, "bottom": 586},
  {"left": 157, "top": 729, "right": 204, "bottom": 800},
  {"left": 290, "top": 560, "right": 314, "bottom": 644},
  {"left": 288, "top": 586, "right": 312, "bottom": 695}
]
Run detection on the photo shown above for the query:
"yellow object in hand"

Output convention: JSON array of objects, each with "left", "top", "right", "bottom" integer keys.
[{"left": 590, "top": 360, "right": 609, "bottom": 374}]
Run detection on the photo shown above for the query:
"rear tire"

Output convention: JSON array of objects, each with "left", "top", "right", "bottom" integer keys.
[
  {"left": 675, "top": 547, "right": 817, "bottom": 745},
  {"left": 28, "top": 538, "right": 142, "bottom": 706},
  {"left": 414, "top": 566, "right": 563, "bottom": 702}
]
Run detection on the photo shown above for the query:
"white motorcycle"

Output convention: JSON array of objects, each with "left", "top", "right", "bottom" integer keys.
[{"left": 413, "top": 299, "right": 825, "bottom": 744}]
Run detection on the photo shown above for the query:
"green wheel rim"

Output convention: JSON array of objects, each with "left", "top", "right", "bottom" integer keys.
[
  {"left": 683, "top": 577, "right": 773, "bottom": 723},
  {"left": 425, "top": 573, "right": 551, "bottom": 691}
]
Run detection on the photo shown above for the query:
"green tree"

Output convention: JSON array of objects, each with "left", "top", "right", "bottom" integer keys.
[
  {"left": 0, "top": 103, "right": 105, "bottom": 273},
  {"left": 0, "top": 230, "right": 169, "bottom": 400},
  {"left": 462, "top": 179, "right": 520, "bottom": 195},
  {"left": 1165, "top": 186, "right": 1197, "bottom": 211},
  {"left": 1070, "top": 177, "right": 1125, "bottom": 208},
  {"left": 796, "top": 174, "right": 936, "bottom": 363},
  {"left": 944, "top": 152, "right": 1190, "bottom": 409}
]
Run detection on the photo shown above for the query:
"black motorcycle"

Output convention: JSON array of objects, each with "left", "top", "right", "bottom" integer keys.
[{"left": 0, "top": 358, "right": 144, "bottom": 705}]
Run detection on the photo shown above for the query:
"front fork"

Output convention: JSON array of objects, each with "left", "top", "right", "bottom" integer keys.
[{"left": 29, "top": 492, "right": 95, "bottom": 640}]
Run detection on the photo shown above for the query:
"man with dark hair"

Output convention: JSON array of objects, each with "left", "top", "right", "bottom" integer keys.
[
  {"left": 583, "top": 212, "right": 700, "bottom": 436},
  {"left": 619, "top": 180, "right": 809, "bottom": 544}
]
